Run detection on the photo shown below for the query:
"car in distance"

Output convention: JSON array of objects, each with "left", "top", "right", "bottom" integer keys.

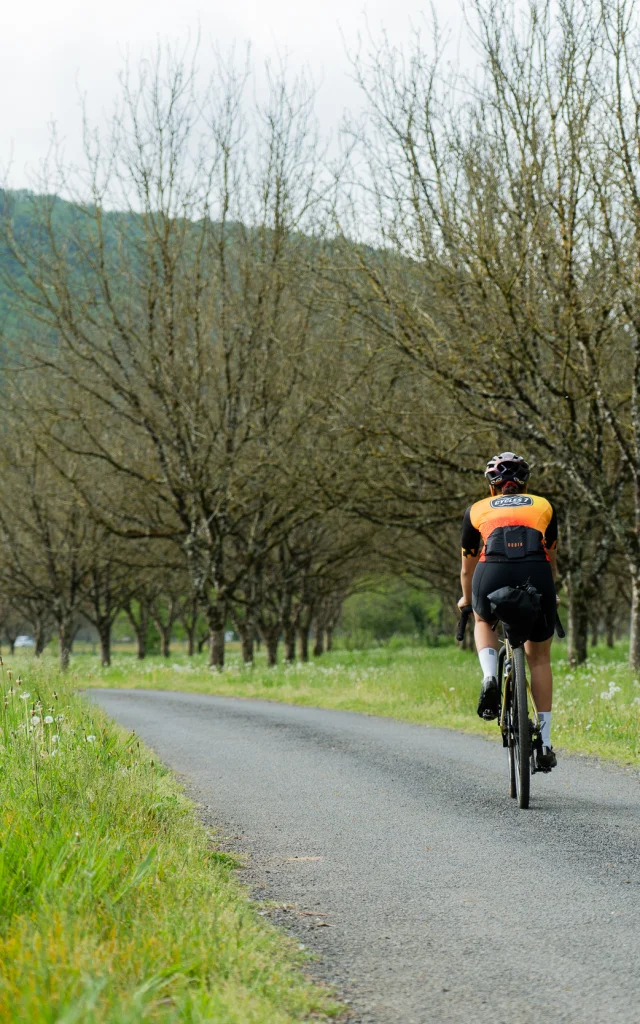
[{"left": 14, "top": 635, "right": 36, "bottom": 648}]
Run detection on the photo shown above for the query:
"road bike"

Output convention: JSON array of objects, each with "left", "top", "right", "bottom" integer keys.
[{"left": 457, "top": 592, "right": 564, "bottom": 809}]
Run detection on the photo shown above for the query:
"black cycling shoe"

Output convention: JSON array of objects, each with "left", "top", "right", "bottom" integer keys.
[
  {"left": 536, "top": 745, "right": 557, "bottom": 772},
  {"left": 477, "top": 675, "right": 500, "bottom": 721}
]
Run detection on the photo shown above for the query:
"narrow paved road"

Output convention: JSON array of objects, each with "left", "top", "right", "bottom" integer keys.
[{"left": 90, "top": 690, "right": 640, "bottom": 1024}]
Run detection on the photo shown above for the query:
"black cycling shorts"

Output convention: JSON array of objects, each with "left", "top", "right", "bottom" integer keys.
[{"left": 472, "top": 559, "right": 556, "bottom": 643}]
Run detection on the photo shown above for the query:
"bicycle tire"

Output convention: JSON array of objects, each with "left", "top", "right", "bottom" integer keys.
[
  {"left": 512, "top": 645, "right": 530, "bottom": 809},
  {"left": 508, "top": 725, "right": 517, "bottom": 798},
  {"left": 498, "top": 648, "right": 516, "bottom": 798}
]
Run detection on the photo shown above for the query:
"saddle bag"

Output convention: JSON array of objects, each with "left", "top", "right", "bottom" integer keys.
[{"left": 487, "top": 582, "right": 541, "bottom": 630}]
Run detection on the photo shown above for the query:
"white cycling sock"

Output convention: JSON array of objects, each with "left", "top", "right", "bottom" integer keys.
[
  {"left": 478, "top": 647, "right": 497, "bottom": 680},
  {"left": 538, "top": 711, "right": 552, "bottom": 747}
]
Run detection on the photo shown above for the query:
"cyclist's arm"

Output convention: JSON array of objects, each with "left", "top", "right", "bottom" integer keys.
[
  {"left": 460, "top": 506, "right": 482, "bottom": 606},
  {"left": 460, "top": 552, "right": 480, "bottom": 606},
  {"left": 547, "top": 546, "right": 557, "bottom": 581},
  {"left": 544, "top": 503, "right": 558, "bottom": 581}
]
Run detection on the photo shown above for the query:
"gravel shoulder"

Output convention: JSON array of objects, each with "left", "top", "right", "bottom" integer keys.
[{"left": 89, "top": 689, "right": 640, "bottom": 1024}]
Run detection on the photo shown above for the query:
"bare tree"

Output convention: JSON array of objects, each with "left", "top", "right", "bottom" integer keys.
[
  {"left": 336, "top": 0, "right": 640, "bottom": 661},
  {"left": 0, "top": 438, "right": 92, "bottom": 670},
  {"left": 0, "top": 44, "right": 341, "bottom": 672}
]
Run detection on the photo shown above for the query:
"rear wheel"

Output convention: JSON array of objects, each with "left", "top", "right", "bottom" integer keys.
[
  {"left": 512, "top": 646, "right": 530, "bottom": 809},
  {"left": 498, "top": 648, "right": 516, "bottom": 798},
  {"left": 508, "top": 732, "right": 517, "bottom": 799}
]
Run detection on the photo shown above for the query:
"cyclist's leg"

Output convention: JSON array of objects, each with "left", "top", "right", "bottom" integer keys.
[
  {"left": 468, "top": 565, "right": 499, "bottom": 675},
  {"left": 474, "top": 614, "right": 500, "bottom": 718},
  {"left": 474, "top": 614, "right": 499, "bottom": 657},
  {"left": 524, "top": 637, "right": 553, "bottom": 712},
  {"left": 525, "top": 636, "right": 556, "bottom": 765},
  {"left": 472, "top": 563, "right": 499, "bottom": 657},
  {"left": 471, "top": 563, "right": 502, "bottom": 717}
]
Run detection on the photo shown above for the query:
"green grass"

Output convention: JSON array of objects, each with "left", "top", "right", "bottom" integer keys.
[
  {"left": 0, "top": 661, "right": 339, "bottom": 1023},
  {"left": 70, "top": 639, "right": 640, "bottom": 766}
]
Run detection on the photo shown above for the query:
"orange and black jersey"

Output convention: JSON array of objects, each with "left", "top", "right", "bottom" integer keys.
[{"left": 461, "top": 493, "right": 557, "bottom": 563}]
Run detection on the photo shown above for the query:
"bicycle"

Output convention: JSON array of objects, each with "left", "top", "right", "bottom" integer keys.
[{"left": 456, "top": 591, "right": 565, "bottom": 809}]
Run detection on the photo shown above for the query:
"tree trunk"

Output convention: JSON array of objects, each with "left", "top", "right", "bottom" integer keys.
[
  {"left": 241, "top": 632, "right": 254, "bottom": 664},
  {"left": 298, "top": 623, "right": 310, "bottom": 662},
  {"left": 313, "top": 621, "right": 324, "bottom": 657},
  {"left": 590, "top": 614, "right": 599, "bottom": 648},
  {"left": 230, "top": 605, "right": 255, "bottom": 666},
  {"left": 136, "top": 628, "right": 147, "bottom": 659},
  {"left": 98, "top": 622, "right": 111, "bottom": 667},
  {"left": 629, "top": 570, "right": 640, "bottom": 670},
  {"left": 125, "top": 601, "right": 149, "bottom": 660},
  {"left": 604, "top": 603, "right": 616, "bottom": 648},
  {"left": 266, "top": 632, "right": 279, "bottom": 667},
  {"left": 284, "top": 622, "right": 296, "bottom": 662},
  {"left": 208, "top": 627, "right": 225, "bottom": 671},
  {"left": 160, "top": 627, "right": 171, "bottom": 658},
  {"left": 34, "top": 625, "right": 47, "bottom": 657},
  {"left": 186, "top": 627, "right": 196, "bottom": 657},
  {"left": 206, "top": 601, "right": 226, "bottom": 670},
  {"left": 567, "top": 584, "right": 589, "bottom": 667},
  {"left": 58, "top": 620, "right": 73, "bottom": 672},
  {"left": 326, "top": 626, "right": 334, "bottom": 652},
  {"left": 198, "top": 633, "right": 209, "bottom": 654},
  {"left": 8, "top": 640, "right": 15, "bottom": 656}
]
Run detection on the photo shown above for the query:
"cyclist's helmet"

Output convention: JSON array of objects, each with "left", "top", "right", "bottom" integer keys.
[{"left": 485, "top": 452, "right": 530, "bottom": 492}]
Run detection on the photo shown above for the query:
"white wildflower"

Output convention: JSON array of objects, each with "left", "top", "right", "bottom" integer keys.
[
  {"left": 31, "top": 715, "right": 40, "bottom": 725},
  {"left": 85, "top": 734, "right": 96, "bottom": 743},
  {"left": 44, "top": 715, "right": 54, "bottom": 725},
  {"left": 19, "top": 692, "right": 31, "bottom": 701},
  {"left": 600, "top": 682, "right": 621, "bottom": 700}
]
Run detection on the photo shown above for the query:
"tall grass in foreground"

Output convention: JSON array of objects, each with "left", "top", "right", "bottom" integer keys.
[
  {"left": 77, "top": 641, "right": 640, "bottom": 765},
  {"left": 0, "top": 661, "right": 337, "bottom": 1023}
]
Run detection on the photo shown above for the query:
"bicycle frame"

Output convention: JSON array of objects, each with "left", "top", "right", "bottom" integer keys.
[{"left": 498, "top": 632, "right": 540, "bottom": 735}]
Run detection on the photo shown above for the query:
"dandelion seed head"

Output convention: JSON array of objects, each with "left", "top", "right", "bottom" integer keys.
[
  {"left": 86, "top": 735, "right": 96, "bottom": 743},
  {"left": 44, "top": 715, "right": 54, "bottom": 724}
]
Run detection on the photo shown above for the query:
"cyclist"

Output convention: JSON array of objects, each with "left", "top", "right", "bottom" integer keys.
[{"left": 458, "top": 452, "right": 558, "bottom": 770}]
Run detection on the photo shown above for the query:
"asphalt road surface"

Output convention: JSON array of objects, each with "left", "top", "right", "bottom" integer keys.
[{"left": 89, "top": 690, "right": 640, "bottom": 1024}]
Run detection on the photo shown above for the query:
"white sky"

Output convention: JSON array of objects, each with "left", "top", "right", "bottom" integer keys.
[{"left": 3, "top": 0, "right": 473, "bottom": 189}]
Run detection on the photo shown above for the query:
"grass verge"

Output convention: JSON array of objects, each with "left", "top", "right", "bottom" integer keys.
[
  {"left": 0, "top": 661, "right": 339, "bottom": 1023},
  {"left": 74, "top": 640, "right": 640, "bottom": 766}
]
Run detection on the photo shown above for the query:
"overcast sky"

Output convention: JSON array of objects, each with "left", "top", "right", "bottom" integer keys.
[{"left": 3, "top": 0, "right": 475, "bottom": 189}]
